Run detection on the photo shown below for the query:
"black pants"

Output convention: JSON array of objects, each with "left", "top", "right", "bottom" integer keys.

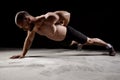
[{"left": 63, "top": 26, "right": 87, "bottom": 44}]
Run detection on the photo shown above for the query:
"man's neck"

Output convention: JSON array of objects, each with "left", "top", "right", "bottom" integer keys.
[{"left": 30, "top": 23, "right": 34, "bottom": 31}]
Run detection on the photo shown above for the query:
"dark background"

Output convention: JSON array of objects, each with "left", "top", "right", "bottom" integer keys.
[{"left": 0, "top": 0, "right": 119, "bottom": 51}]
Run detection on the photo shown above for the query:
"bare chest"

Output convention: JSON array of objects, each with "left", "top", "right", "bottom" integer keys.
[
  {"left": 34, "top": 24, "right": 67, "bottom": 41},
  {"left": 34, "top": 24, "right": 54, "bottom": 36}
]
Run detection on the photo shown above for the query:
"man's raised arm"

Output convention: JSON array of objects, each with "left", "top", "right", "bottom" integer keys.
[{"left": 54, "top": 10, "right": 71, "bottom": 26}]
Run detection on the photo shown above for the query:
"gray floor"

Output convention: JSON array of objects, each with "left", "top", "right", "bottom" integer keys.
[{"left": 0, "top": 48, "right": 120, "bottom": 80}]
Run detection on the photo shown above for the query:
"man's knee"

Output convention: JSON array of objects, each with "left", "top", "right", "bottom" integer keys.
[
  {"left": 86, "top": 38, "right": 96, "bottom": 44},
  {"left": 86, "top": 38, "right": 101, "bottom": 44}
]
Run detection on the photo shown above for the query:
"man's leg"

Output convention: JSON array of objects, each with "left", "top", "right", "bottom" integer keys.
[
  {"left": 70, "top": 40, "right": 83, "bottom": 50},
  {"left": 84, "top": 37, "right": 116, "bottom": 56},
  {"left": 66, "top": 26, "right": 116, "bottom": 56}
]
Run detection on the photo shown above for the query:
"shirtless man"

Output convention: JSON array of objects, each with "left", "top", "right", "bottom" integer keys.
[{"left": 10, "top": 10, "right": 116, "bottom": 59}]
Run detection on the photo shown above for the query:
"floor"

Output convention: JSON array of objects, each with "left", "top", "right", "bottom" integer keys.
[{"left": 0, "top": 48, "right": 120, "bottom": 80}]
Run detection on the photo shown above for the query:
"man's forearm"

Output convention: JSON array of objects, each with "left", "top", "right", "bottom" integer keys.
[
  {"left": 54, "top": 11, "right": 70, "bottom": 27},
  {"left": 21, "top": 31, "right": 35, "bottom": 57},
  {"left": 22, "top": 38, "right": 33, "bottom": 57}
]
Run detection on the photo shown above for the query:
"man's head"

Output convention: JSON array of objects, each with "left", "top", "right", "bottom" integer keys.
[{"left": 15, "top": 11, "right": 33, "bottom": 31}]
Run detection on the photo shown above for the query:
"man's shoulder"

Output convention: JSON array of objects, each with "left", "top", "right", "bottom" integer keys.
[{"left": 54, "top": 10, "right": 69, "bottom": 13}]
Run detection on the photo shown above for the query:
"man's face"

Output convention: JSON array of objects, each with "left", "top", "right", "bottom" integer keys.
[{"left": 19, "top": 17, "right": 31, "bottom": 31}]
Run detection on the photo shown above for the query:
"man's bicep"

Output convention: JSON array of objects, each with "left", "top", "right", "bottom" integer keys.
[
  {"left": 54, "top": 11, "right": 70, "bottom": 18},
  {"left": 27, "top": 31, "right": 35, "bottom": 41},
  {"left": 45, "top": 13, "right": 59, "bottom": 24}
]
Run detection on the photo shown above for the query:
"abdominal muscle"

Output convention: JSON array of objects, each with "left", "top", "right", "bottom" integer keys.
[{"left": 36, "top": 25, "right": 67, "bottom": 41}]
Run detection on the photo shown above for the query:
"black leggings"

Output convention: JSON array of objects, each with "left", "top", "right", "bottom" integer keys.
[{"left": 64, "top": 26, "right": 87, "bottom": 44}]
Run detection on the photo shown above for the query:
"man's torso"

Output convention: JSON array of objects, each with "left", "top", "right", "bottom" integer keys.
[{"left": 33, "top": 22, "right": 67, "bottom": 41}]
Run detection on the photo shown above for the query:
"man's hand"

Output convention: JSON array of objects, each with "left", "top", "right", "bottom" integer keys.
[{"left": 10, "top": 54, "right": 24, "bottom": 59}]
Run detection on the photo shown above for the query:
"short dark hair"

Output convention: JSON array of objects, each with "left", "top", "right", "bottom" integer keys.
[{"left": 15, "top": 11, "right": 30, "bottom": 27}]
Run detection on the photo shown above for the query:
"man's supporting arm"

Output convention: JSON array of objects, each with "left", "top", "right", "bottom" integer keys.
[{"left": 10, "top": 31, "right": 35, "bottom": 59}]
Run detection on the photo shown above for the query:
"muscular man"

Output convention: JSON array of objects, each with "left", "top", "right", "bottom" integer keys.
[{"left": 10, "top": 10, "right": 116, "bottom": 59}]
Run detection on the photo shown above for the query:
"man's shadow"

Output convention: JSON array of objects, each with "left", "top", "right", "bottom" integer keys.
[{"left": 25, "top": 49, "right": 108, "bottom": 58}]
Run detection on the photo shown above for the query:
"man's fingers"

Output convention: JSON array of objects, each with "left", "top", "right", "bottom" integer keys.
[{"left": 10, "top": 55, "right": 20, "bottom": 59}]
